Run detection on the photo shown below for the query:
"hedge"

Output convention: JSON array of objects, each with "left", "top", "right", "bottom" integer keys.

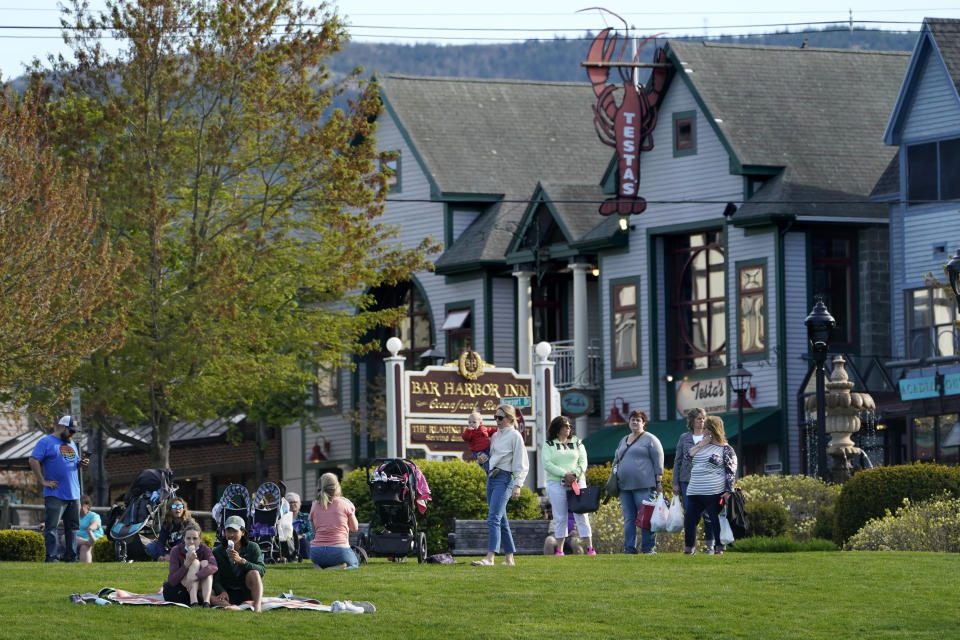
[
  {"left": 833, "top": 463, "right": 960, "bottom": 544},
  {"left": 0, "top": 530, "right": 44, "bottom": 561},
  {"left": 342, "top": 459, "right": 541, "bottom": 554}
]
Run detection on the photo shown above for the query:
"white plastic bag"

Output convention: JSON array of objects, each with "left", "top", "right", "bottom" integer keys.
[
  {"left": 665, "top": 495, "right": 684, "bottom": 533},
  {"left": 719, "top": 512, "right": 735, "bottom": 545},
  {"left": 650, "top": 493, "right": 670, "bottom": 532}
]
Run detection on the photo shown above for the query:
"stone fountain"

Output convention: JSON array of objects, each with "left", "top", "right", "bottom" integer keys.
[{"left": 804, "top": 355, "right": 876, "bottom": 482}]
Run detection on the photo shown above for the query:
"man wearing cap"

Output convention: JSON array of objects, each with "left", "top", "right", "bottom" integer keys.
[
  {"left": 29, "top": 416, "right": 89, "bottom": 562},
  {"left": 212, "top": 516, "right": 265, "bottom": 612}
]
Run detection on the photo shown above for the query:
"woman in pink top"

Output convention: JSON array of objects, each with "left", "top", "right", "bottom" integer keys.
[{"left": 309, "top": 472, "right": 359, "bottom": 569}]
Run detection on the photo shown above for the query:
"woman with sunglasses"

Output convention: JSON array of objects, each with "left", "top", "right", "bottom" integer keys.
[
  {"left": 472, "top": 404, "right": 528, "bottom": 566},
  {"left": 541, "top": 415, "right": 595, "bottom": 556},
  {"left": 147, "top": 498, "right": 197, "bottom": 561}
]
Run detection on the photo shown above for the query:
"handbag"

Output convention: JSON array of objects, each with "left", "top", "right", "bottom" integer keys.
[
  {"left": 605, "top": 435, "right": 640, "bottom": 498},
  {"left": 634, "top": 497, "right": 656, "bottom": 530},
  {"left": 665, "top": 495, "right": 684, "bottom": 533},
  {"left": 566, "top": 486, "right": 601, "bottom": 514}
]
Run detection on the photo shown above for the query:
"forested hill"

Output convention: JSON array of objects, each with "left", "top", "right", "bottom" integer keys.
[{"left": 332, "top": 28, "right": 918, "bottom": 82}]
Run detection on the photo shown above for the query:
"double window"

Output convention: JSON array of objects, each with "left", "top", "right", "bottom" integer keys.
[{"left": 907, "top": 138, "right": 960, "bottom": 204}]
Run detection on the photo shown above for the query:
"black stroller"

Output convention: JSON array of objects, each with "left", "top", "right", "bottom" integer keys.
[
  {"left": 358, "top": 458, "right": 428, "bottom": 563},
  {"left": 106, "top": 468, "right": 178, "bottom": 562},
  {"left": 250, "top": 480, "right": 287, "bottom": 563},
  {"left": 213, "top": 483, "right": 251, "bottom": 543}
]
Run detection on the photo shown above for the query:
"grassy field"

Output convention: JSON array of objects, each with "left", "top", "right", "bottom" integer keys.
[{"left": 3, "top": 552, "right": 957, "bottom": 639}]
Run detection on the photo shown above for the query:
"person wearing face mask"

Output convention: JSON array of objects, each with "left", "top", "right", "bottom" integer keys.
[
  {"left": 163, "top": 523, "right": 218, "bottom": 607},
  {"left": 29, "top": 416, "right": 89, "bottom": 562}
]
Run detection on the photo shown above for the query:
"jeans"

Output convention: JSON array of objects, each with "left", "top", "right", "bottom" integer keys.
[
  {"left": 44, "top": 496, "right": 79, "bottom": 562},
  {"left": 485, "top": 470, "right": 516, "bottom": 554},
  {"left": 545, "top": 480, "right": 592, "bottom": 539},
  {"left": 679, "top": 481, "right": 714, "bottom": 545},
  {"left": 684, "top": 493, "right": 723, "bottom": 551},
  {"left": 309, "top": 545, "right": 359, "bottom": 569},
  {"left": 619, "top": 488, "right": 656, "bottom": 553}
]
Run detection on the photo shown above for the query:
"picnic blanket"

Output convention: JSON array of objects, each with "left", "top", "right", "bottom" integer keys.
[{"left": 70, "top": 588, "right": 374, "bottom": 613}]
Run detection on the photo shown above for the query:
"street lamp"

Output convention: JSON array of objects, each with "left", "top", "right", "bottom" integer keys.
[
  {"left": 946, "top": 249, "right": 960, "bottom": 307},
  {"left": 805, "top": 299, "right": 836, "bottom": 480},
  {"left": 727, "top": 362, "right": 752, "bottom": 476},
  {"left": 419, "top": 344, "right": 446, "bottom": 369},
  {"left": 604, "top": 396, "right": 629, "bottom": 426}
]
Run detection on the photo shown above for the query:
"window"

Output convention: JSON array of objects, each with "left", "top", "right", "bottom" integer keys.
[
  {"left": 912, "top": 414, "right": 959, "bottom": 465},
  {"left": 381, "top": 151, "right": 401, "bottom": 192},
  {"left": 668, "top": 230, "right": 726, "bottom": 371},
  {"left": 533, "top": 274, "right": 565, "bottom": 344},
  {"left": 315, "top": 367, "right": 340, "bottom": 410},
  {"left": 367, "top": 280, "right": 433, "bottom": 367},
  {"left": 906, "top": 287, "right": 956, "bottom": 359},
  {"left": 673, "top": 111, "right": 696, "bottom": 157},
  {"left": 811, "top": 233, "right": 854, "bottom": 347},
  {"left": 737, "top": 262, "right": 766, "bottom": 356},
  {"left": 442, "top": 305, "right": 473, "bottom": 360},
  {"left": 907, "top": 138, "right": 960, "bottom": 204},
  {"left": 611, "top": 279, "right": 639, "bottom": 373}
]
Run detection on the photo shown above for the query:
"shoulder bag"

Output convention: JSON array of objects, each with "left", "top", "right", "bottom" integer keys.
[{"left": 605, "top": 435, "right": 639, "bottom": 498}]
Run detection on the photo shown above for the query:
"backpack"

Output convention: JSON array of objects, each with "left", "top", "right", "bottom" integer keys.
[{"left": 725, "top": 487, "right": 747, "bottom": 540}]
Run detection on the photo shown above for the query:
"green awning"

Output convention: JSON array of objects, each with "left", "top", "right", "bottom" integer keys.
[{"left": 583, "top": 408, "right": 783, "bottom": 464}]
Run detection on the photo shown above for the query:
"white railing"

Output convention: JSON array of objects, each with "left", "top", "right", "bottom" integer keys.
[{"left": 544, "top": 340, "right": 603, "bottom": 390}]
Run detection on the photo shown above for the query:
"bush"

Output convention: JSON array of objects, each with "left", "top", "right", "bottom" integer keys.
[
  {"left": 844, "top": 494, "right": 960, "bottom": 552},
  {"left": 813, "top": 505, "right": 835, "bottom": 541},
  {"left": 0, "top": 530, "right": 44, "bottom": 561},
  {"left": 586, "top": 464, "right": 674, "bottom": 502},
  {"left": 729, "top": 536, "right": 839, "bottom": 553},
  {"left": 745, "top": 501, "right": 789, "bottom": 538},
  {"left": 341, "top": 460, "right": 540, "bottom": 554},
  {"left": 93, "top": 536, "right": 114, "bottom": 562},
  {"left": 833, "top": 463, "right": 960, "bottom": 544},
  {"left": 736, "top": 474, "right": 840, "bottom": 540},
  {"left": 588, "top": 495, "right": 686, "bottom": 553}
]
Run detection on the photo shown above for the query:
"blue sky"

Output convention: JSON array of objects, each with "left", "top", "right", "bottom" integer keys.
[{"left": 1, "top": 1, "right": 957, "bottom": 78}]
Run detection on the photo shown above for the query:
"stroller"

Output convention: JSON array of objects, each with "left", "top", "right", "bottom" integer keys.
[
  {"left": 213, "top": 483, "right": 251, "bottom": 543},
  {"left": 358, "top": 458, "right": 429, "bottom": 563},
  {"left": 107, "top": 468, "right": 178, "bottom": 562},
  {"left": 249, "top": 480, "right": 288, "bottom": 563}
]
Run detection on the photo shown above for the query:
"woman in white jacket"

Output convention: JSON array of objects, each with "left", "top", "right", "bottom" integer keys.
[{"left": 472, "top": 403, "right": 528, "bottom": 566}]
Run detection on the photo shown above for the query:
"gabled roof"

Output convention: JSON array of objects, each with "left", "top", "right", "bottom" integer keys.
[
  {"left": 884, "top": 18, "right": 960, "bottom": 145},
  {"left": 379, "top": 75, "right": 613, "bottom": 270},
  {"left": 668, "top": 41, "right": 909, "bottom": 221}
]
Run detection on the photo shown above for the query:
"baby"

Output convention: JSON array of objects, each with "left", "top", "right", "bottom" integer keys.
[{"left": 461, "top": 410, "right": 497, "bottom": 472}]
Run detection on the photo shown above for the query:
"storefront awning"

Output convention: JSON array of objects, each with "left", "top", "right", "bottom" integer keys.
[
  {"left": 582, "top": 408, "right": 782, "bottom": 464},
  {"left": 440, "top": 309, "right": 470, "bottom": 331}
]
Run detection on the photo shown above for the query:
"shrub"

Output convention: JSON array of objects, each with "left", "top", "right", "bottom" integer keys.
[
  {"left": 833, "top": 463, "right": 960, "bottom": 544},
  {"left": 745, "top": 501, "right": 789, "bottom": 538},
  {"left": 587, "top": 464, "right": 674, "bottom": 502},
  {"left": 588, "top": 495, "right": 686, "bottom": 553},
  {"left": 844, "top": 494, "right": 960, "bottom": 552},
  {"left": 341, "top": 460, "right": 540, "bottom": 554},
  {"left": 93, "top": 536, "right": 114, "bottom": 562},
  {"left": 729, "top": 536, "right": 839, "bottom": 553},
  {"left": 0, "top": 530, "right": 44, "bottom": 561},
  {"left": 736, "top": 474, "right": 840, "bottom": 540},
  {"left": 813, "top": 505, "right": 835, "bottom": 541}
]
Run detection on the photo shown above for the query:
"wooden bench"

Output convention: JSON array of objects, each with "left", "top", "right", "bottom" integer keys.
[{"left": 449, "top": 519, "right": 551, "bottom": 556}]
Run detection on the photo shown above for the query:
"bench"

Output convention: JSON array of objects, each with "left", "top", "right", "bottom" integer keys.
[{"left": 449, "top": 519, "right": 551, "bottom": 556}]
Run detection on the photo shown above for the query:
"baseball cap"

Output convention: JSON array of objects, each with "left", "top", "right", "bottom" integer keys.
[
  {"left": 225, "top": 515, "right": 245, "bottom": 531},
  {"left": 58, "top": 416, "right": 78, "bottom": 432}
]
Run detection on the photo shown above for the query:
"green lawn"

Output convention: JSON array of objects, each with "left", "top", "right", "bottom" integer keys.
[{"left": 3, "top": 552, "right": 957, "bottom": 639}]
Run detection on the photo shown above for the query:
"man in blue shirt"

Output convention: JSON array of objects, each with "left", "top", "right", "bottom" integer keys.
[{"left": 29, "top": 416, "right": 89, "bottom": 562}]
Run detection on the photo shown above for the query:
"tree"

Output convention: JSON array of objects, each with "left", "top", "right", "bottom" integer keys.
[
  {"left": 46, "top": 0, "right": 435, "bottom": 467},
  {"left": 0, "top": 87, "right": 127, "bottom": 410}
]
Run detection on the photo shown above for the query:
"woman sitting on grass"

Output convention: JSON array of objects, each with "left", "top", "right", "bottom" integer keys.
[
  {"left": 308, "top": 473, "right": 359, "bottom": 569},
  {"left": 76, "top": 495, "right": 104, "bottom": 563},
  {"left": 212, "top": 516, "right": 265, "bottom": 612},
  {"left": 162, "top": 523, "right": 217, "bottom": 607}
]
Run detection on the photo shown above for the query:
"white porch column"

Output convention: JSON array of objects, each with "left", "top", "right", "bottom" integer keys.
[
  {"left": 384, "top": 337, "right": 406, "bottom": 458},
  {"left": 513, "top": 266, "right": 535, "bottom": 374},
  {"left": 533, "top": 341, "right": 558, "bottom": 489},
  {"left": 569, "top": 260, "right": 590, "bottom": 439}
]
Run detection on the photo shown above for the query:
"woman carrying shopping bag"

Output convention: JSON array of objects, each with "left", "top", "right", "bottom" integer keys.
[
  {"left": 681, "top": 415, "right": 737, "bottom": 556},
  {"left": 613, "top": 409, "right": 664, "bottom": 554}
]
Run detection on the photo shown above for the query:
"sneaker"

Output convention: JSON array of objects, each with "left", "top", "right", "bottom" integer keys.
[
  {"left": 713, "top": 549, "right": 724, "bottom": 556},
  {"left": 331, "top": 600, "right": 363, "bottom": 614},
  {"left": 553, "top": 549, "right": 565, "bottom": 556},
  {"left": 69, "top": 594, "right": 85, "bottom": 605},
  {"left": 642, "top": 550, "right": 657, "bottom": 555},
  {"left": 586, "top": 548, "right": 596, "bottom": 555},
  {"left": 683, "top": 547, "right": 696, "bottom": 555},
  {"left": 705, "top": 548, "right": 715, "bottom": 556}
]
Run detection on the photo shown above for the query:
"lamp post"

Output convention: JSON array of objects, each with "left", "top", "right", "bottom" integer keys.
[
  {"left": 727, "top": 362, "right": 752, "bottom": 476},
  {"left": 946, "top": 249, "right": 960, "bottom": 307},
  {"left": 805, "top": 299, "right": 836, "bottom": 480}
]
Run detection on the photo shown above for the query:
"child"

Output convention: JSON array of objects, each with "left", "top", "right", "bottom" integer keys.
[{"left": 461, "top": 411, "right": 497, "bottom": 472}]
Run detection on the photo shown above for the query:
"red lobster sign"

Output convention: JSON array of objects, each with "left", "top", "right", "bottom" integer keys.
[{"left": 583, "top": 24, "right": 670, "bottom": 216}]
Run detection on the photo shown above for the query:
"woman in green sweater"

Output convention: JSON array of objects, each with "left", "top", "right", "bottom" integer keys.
[
  {"left": 211, "top": 516, "right": 265, "bottom": 612},
  {"left": 541, "top": 416, "right": 594, "bottom": 555}
]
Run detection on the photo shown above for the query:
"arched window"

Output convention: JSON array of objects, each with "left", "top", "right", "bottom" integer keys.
[{"left": 367, "top": 280, "right": 433, "bottom": 367}]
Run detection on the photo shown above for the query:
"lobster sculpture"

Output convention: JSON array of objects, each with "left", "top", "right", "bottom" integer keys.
[{"left": 583, "top": 19, "right": 671, "bottom": 216}]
